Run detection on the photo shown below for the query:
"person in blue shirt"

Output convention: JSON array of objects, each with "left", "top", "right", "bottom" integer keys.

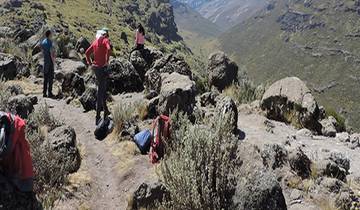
[{"left": 41, "top": 30, "right": 55, "bottom": 98}]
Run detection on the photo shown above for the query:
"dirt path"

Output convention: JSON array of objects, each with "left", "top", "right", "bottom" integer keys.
[{"left": 37, "top": 97, "right": 155, "bottom": 210}]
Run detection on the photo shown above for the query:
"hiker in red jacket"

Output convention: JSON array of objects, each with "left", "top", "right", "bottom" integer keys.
[
  {"left": 0, "top": 112, "right": 34, "bottom": 192},
  {"left": 85, "top": 28, "right": 112, "bottom": 125}
]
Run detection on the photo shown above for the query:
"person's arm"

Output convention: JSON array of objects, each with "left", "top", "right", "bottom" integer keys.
[
  {"left": 85, "top": 43, "right": 94, "bottom": 65},
  {"left": 105, "top": 39, "right": 111, "bottom": 65}
]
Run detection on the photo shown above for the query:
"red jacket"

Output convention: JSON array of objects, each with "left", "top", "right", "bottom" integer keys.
[
  {"left": 0, "top": 114, "right": 33, "bottom": 192},
  {"left": 85, "top": 36, "right": 111, "bottom": 68}
]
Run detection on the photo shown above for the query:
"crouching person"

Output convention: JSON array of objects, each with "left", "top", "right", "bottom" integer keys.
[{"left": 0, "top": 111, "right": 34, "bottom": 192}]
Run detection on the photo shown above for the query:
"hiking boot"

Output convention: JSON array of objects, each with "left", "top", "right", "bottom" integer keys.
[
  {"left": 48, "top": 93, "right": 55, "bottom": 99},
  {"left": 43, "top": 93, "right": 47, "bottom": 98}
]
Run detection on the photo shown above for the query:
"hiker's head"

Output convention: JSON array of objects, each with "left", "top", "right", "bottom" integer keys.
[
  {"left": 101, "top": 27, "right": 109, "bottom": 38},
  {"left": 138, "top": 24, "right": 145, "bottom": 36},
  {"left": 45, "top": 30, "right": 52, "bottom": 39}
]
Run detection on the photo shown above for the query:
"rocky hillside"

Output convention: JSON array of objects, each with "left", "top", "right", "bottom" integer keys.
[
  {"left": 0, "top": 0, "right": 189, "bottom": 57},
  {"left": 218, "top": 0, "right": 360, "bottom": 130}
]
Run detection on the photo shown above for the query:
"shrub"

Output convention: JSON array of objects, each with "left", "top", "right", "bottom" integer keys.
[
  {"left": 0, "top": 81, "right": 11, "bottom": 111},
  {"left": 112, "top": 103, "right": 135, "bottom": 136},
  {"left": 223, "top": 82, "right": 263, "bottom": 105},
  {"left": 325, "top": 107, "right": 346, "bottom": 131},
  {"left": 160, "top": 114, "right": 239, "bottom": 210},
  {"left": 26, "top": 104, "right": 68, "bottom": 208}
]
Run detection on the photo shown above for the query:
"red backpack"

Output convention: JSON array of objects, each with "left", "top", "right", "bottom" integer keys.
[{"left": 149, "top": 115, "right": 171, "bottom": 164}]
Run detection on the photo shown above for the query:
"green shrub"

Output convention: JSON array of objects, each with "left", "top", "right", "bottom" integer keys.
[
  {"left": 325, "top": 107, "right": 346, "bottom": 131},
  {"left": 0, "top": 81, "right": 10, "bottom": 111},
  {"left": 26, "top": 104, "right": 67, "bottom": 208},
  {"left": 223, "top": 82, "right": 263, "bottom": 105},
  {"left": 112, "top": 103, "right": 135, "bottom": 137},
  {"left": 160, "top": 114, "right": 239, "bottom": 210}
]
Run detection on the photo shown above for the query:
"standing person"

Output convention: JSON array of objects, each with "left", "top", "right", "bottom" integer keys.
[
  {"left": 41, "top": 30, "right": 55, "bottom": 98},
  {"left": 85, "top": 29, "right": 112, "bottom": 125},
  {"left": 134, "top": 24, "right": 145, "bottom": 51}
]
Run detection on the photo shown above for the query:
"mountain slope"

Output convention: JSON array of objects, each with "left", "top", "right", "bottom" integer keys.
[
  {"left": 218, "top": 0, "right": 360, "bottom": 130},
  {"left": 171, "top": 0, "right": 221, "bottom": 56},
  {"left": 0, "top": 0, "right": 190, "bottom": 56}
]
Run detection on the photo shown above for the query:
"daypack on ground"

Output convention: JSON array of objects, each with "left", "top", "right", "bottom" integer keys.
[
  {"left": 150, "top": 115, "right": 171, "bottom": 164},
  {"left": 0, "top": 111, "right": 34, "bottom": 192},
  {"left": 134, "top": 130, "right": 152, "bottom": 154},
  {"left": 94, "top": 117, "right": 114, "bottom": 141}
]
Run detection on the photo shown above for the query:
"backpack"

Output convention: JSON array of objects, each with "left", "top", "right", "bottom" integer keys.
[
  {"left": 94, "top": 117, "right": 114, "bottom": 141},
  {"left": 149, "top": 115, "right": 171, "bottom": 164}
]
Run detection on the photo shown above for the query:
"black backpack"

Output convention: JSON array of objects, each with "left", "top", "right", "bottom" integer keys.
[{"left": 94, "top": 117, "right": 114, "bottom": 141}]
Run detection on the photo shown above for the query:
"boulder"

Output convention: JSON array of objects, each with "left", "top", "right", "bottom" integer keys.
[
  {"left": 261, "top": 144, "right": 288, "bottom": 170},
  {"left": 47, "top": 126, "right": 81, "bottom": 173},
  {"left": 200, "top": 91, "right": 219, "bottom": 107},
  {"left": 349, "top": 133, "right": 360, "bottom": 149},
  {"left": 108, "top": 58, "right": 143, "bottom": 94},
  {"left": 79, "top": 86, "right": 97, "bottom": 112},
  {"left": 337, "top": 132, "right": 350, "bottom": 143},
  {"left": 288, "top": 147, "right": 312, "bottom": 179},
  {"left": 318, "top": 152, "right": 350, "bottom": 181},
  {"left": 335, "top": 192, "right": 353, "bottom": 210},
  {"left": 57, "top": 59, "right": 87, "bottom": 75},
  {"left": 320, "top": 116, "right": 339, "bottom": 137},
  {"left": 0, "top": 53, "right": 25, "bottom": 80},
  {"left": 75, "top": 37, "right": 90, "bottom": 53},
  {"left": 130, "top": 47, "right": 164, "bottom": 79},
  {"left": 68, "top": 49, "right": 80, "bottom": 60},
  {"left": 127, "top": 181, "right": 169, "bottom": 210},
  {"left": 158, "top": 72, "right": 196, "bottom": 115},
  {"left": 296, "top": 128, "right": 313, "bottom": 138},
  {"left": 261, "top": 77, "right": 321, "bottom": 133},
  {"left": 215, "top": 96, "right": 238, "bottom": 134},
  {"left": 319, "top": 177, "right": 346, "bottom": 194},
  {"left": 145, "top": 54, "right": 192, "bottom": 93},
  {"left": 61, "top": 72, "right": 85, "bottom": 97},
  {"left": 207, "top": 52, "right": 238, "bottom": 91},
  {"left": 233, "top": 171, "right": 287, "bottom": 210},
  {"left": 7, "top": 94, "right": 35, "bottom": 119}
]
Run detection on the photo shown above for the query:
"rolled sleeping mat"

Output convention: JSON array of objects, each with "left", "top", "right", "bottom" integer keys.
[{"left": 0, "top": 112, "right": 13, "bottom": 158}]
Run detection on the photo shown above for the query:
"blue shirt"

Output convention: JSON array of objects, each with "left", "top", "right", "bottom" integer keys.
[{"left": 41, "top": 38, "right": 53, "bottom": 64}]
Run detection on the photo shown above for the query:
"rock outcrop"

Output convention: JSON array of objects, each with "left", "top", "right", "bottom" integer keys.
[
  {"left": 0, "top": 53, "right": 28, "bottom": 79},
  {"left": 215, "top": 96, "right": 238, "bottom": 134},
  {"left": 79, "top": 86, "right": 97, "bottom": 112},
  {"left": 261, "top": 77, "right": 322, "bottom": 133},
  {"left": 47, "top": 126, "right": 81, "bottom": 173},
  {"left": 158, "top": 72, "right": 196, "bottom": 115},
  {"left": 207, "top": 52, "right": 238, "bottom": 91},
  {"left": 7, "top": 94, "right": 36, "bottom": 119}
]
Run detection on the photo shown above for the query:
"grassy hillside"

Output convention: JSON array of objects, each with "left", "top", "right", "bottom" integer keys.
[
  {"left": 172, "top": 0, "right": 220, "bottom": 57},
  {"left": 0, "top": 0, "right": 190, "bottom": 56},
  {"left": 218, "top": 0, "right": 360, "bottom": 130}
]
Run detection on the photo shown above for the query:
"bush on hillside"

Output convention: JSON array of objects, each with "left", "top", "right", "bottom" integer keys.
[
  {"left": 160, "top": 113, "right": 239, "bottom": 209},
  {"left": 26, "top": 104, "right": 68, "bottom": 208},
  {"left": 223, "top": 81, "right": 264, "bottom": 105}
]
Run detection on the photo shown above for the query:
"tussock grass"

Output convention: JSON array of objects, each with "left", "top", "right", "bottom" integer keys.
[
  {"left": 112, "top": 103, "right": 135, "bottom": 137},
  {"left": 223, "top": 82, "right": 264, "bottom": 105}
]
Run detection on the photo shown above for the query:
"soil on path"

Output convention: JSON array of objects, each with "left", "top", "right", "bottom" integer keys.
[{"left": 36, "top": 97, "right": 156, "bottom": 210}]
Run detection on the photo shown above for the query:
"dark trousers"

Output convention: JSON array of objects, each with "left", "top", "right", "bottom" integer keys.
[
  {"left": 43, "top": 62, "right": 54, "bottom": 96},
  {"left": 130, "top": 44, "right": 144, "bottom": 55},
  {"left": 93, "top": 66, "right": 110, "bottom": 118}
]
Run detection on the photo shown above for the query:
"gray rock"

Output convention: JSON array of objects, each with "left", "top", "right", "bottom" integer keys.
[
  {"left": 5, "top": 84, "right": 23, "bottom": 95},
  {"left": 7, "top": 94, "right": 34, "bottom": 119},
  {"left": 145, "top": 54, "right": 192, "bottom": 93},
  {"left": 290, "top": 189, "right": 303, "bottom": 201},
  {"left": 296, "top": 128, "right": 313, "bottom": 138},
  {"left": 79, "top": 86, "right": 97, "bottom": 112},
  {"left": 320, "top": 116, "right": 338, "bottom": 137},
  {"left": 261, "top": 77, "right": 321, "bottom": 133},
  {"left": 318, "top": 152, "right": 350, "bottom": 181},
  {"left": 47, "top": 126, "right": 81, "bottom": 173},
  {"left": 127, "top": 181, "right": 169, "bottom": 210},
  {"left": 200, "top": 91, "right": 219, "bottom": 107},
  {"left": 234, "top": 171, "right": 287, "bottom": 210},
  {"left": 215, "top": 96, "right": 238, "bottom": 134},
  {"left": 75, "top": 37, "right": 90, "bottom": 53},
  {"left": 108, "top": 58, "right": 144, "bottom": 94},
  {"left": 319, "top": 177, "right": 346, "bottom": 193},
  {"left": 335, "top": 192, "right": 353, "bottom": 210},
  {"left": 61, "top": 72, "right": 85, "bottom": 97},
  {"left": 0, "top": 53, "right": 28, "bottom": 80},
  {"left": 337, "top": 132, "right": 350, "bottom": 143},
  {"left": 207, "top": 51, "right": 238, "bottom": 91},
  {"left": 349, "top": 133, "right": 360, "bottom": 149},
  {"left": 0, "top": 27, "right": 12, "bottom": 38},
  {"left": 158, "top": 72, "right": 196, "bottom": 115},
  {"left": 261, "top": 144, "right": 288, "bottom": 170},
  {"left": 289, "top": 147, "right": 312, "bottom": 178},
  {"left": 57, "top": 59, "right": 86, "bottom": 75}
]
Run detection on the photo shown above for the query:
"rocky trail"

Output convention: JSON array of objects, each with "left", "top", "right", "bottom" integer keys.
[{"left": 36, "top": 96, "right": 155, "bottom": 210}]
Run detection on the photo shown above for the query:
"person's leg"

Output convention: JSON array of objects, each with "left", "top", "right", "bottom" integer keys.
[
  {"left": 43, "top": 65, "right": 49, "bottom": 97},
  {"left": 48, "top": 64, "right": 54, "bottom": 97},
  {"left": 102, "top": 69, "right": 110, "bottom": 118},
  {"left": 94, "top": 67, "right": 105, "bottom": 124}
]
